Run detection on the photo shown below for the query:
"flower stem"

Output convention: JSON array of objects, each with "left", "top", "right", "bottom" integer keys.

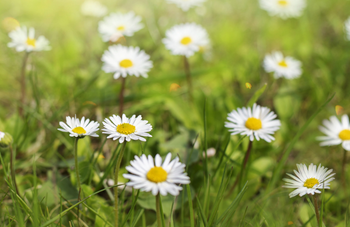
[
  {"left": 183, "top": 56, "right": 193, "bottom": 102},
  {"left": 73, "top": 137, "right": 81, "bottom": 227},
  {"left": 115, "top": 142, "right": 126, "bottom": 227},
  {"left": 342, "top": 148, "right": 347, "bottom": 189},
  {"left": 156, "top": 194, "right": 162, "bottom": 227},
  {"left": 19, "top": 52, "right": 30, "bottom": 117},
  {"left": 10, "top": 145, "right": 19, "bottom": 195},
  {"left": 118, "top": 77, "right": 126, "bottom": 116},
  {"left": 313, "top": 195, "right": 321, "bottom": 227}
]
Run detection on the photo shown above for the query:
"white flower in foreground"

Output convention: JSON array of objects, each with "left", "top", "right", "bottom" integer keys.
[
  {"left": 318, "top": 115, "right": 350, "bottom": 151},
  {"left": 259, "top": 0, "right": 306, "bottom": 19},
  {"left": 163, "top": 23, "right": 210, "bottom": 57},
  {"left": 101, "top": 44, "right": 153, "bottom": 79},
  {"left": 8, "top": 26, "right": 50, "bottom": 52},
  {"left": 98, "top": 12, "right": 143, "bottom": 42},
  {"left": 263, "top": 51, "right": 302, "bottom": 79},
  {"left": 123, "top": 153, "right": 190, "bottom": 196},
  {"left": 102, "top": 114, "right": 152, "bottom": 143},
  {"left": 225, "top": 103, "right": 281, "bottom": 142},
  {"left": 58, "top": 116, "right": 100, "bottom": 138},
  {"left": 166, "top": 0, "right": 206, "bottom": 11},
  {"left": 283, "top": 163, "right": 335, "bottom": 198},
  {"left": 345, "top": 18, "right": 350, "bottom": 40},
  {"left": 81, "top": 0, "right": 108, "bottom": 17}
]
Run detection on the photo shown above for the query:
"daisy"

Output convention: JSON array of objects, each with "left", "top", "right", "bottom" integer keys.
[
  {"left": 101, "top": 44, "right": 153, "bottom": 79},
  {"left": 259, "top": 0, "right": 306, "bottom": 19},
  {"left": 123, "top": 153, "right": 190, "bottom": 196},
  {"left": 8, "top": 26, "right": 51, "bottom": 52},
  {"left": 98, "top": 12, "right": 143, "bottom": 42},
  {"left": 162, "top": 23, "right": 210, "bottom": 57},
  {"left": 344, "top": 18, "right": 350, "bottom": 40},
  {"left": 102, "top": 114, "right": 152, "bottom": 143},
  {"left": 225, "top": 103, "right": 281, "bottom": 142},
  {"left": 283, "top": 163, "right": 335, "bottom": 198},
  {"left": 58, "top": 116, "right": 100, "bottom": 138},
  {"left": 317, "top": 115, "right": 350, "bottom": 151},
  {"left": 166, "top": 0, "right": 206, "bottom": 11},
  {"left": 263, "top": 51, "right": 302, "bottom": 79},
  {"left": 81, "top": 0, "right": 108, "bottom": 18}
]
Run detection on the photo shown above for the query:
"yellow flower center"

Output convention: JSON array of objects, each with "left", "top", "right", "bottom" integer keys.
[
  {"left": 339, "top": 129, "right": 350, "bottom": 140},
  {"left": 303, "top": 178, "right": 319, "bottom": 188},
  {"left": 147, "top": 167, "right": 168, "bottom": 183},
  {"left": 278, "top": 0, "right": 288, "bottom": 6},
  {"left": 245, "top": 117, "right": 262, "bottom": 130},
  {"left": 278, "top": 60, "right": 288, "bottom": 67},
  {"left": 119, "top": 59, "right": 133, "bottom": 68},
  {"left": 26, "top": 38, "right": 36, "bottom": 47},
  {"left": 180, "top": 37, "right": 192, "bottom": 45},
  {"left": 117, "top": 26, "right": 125, "bottom": 31},
  {"left": 116, "top": 123, "right": 136, "bottom": 135},
  {"left": 72, "top": 126, "right": 86, "bottom": 134}
]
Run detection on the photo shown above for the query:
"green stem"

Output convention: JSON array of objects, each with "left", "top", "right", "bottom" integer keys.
[
  {"left": 115, "top": 142, "right": 126, "bottom": 227},
  {"left": 156, "top": 194, "right": 162, "bottom": 227},
  {"left": 10, "top": 145, "right": 19, "bottom": 195},
  {"left": 73, "top": 137, "right": 81, "bottom": 227},
  {"left": 313, "top": 195, "right": 321, "bottom": 227},
  {"left": 342, "top": 148, "right": 347, "bottom": 189},
  {"left": 19, "top": 52, "right": 30, "bottom": 117},
  {"left": 183, "top": 56, "right": 193, "bottom": 102}
]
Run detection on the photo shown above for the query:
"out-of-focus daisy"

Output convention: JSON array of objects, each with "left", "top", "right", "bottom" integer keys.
[
  {"left": 225, "top": 103, "right": 281, "bottom": 142},
  {"left": 345, "top": 18, "right": 350, "bottom": 40},
  {"left": 98, "top": 12, "right": 143, "bottom": 42},
  {"left": 58, "top": 116, "right": 100, "bottom": 138},
  {"left": 162, "top": 23, "right": 210, "bottom": 57},
  {"left": 101, "top": 45, "right": 153, "bottom": 79},
  {"left": 263, "top": 51, "right": 302, "bottom": 79},
  {"left": 0, "top": 131, "right": 5, "bottom": 142},
  {"left": 166, "top": 0, "right": 206, "bottom": 11},
  {"left": 8, "top": 26, "right": 50, "bottom": 52},
  {"left": 202, "top": 147, "right": 216, "bottom": 158},
  {"left": 81, "top": 0, "right": 108, "bottom": 18},
  {"left": 318, "top": 115, "right": 350, "bottom": 151},
  {"left": 259, "top": 0, "right": 306, "bottom": 19},
  {"left": 283, "top": 163, "right": 335, "bottom": 198},
  {"left": 102, "top": 114, "right": 152, "bottom": 143},
  {"left": 123, "top": 153, "right": 190, "bottom": 196}
]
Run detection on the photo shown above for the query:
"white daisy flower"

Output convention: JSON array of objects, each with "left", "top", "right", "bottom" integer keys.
[
  {"left": 225, "top": 103, "right": 281, "bottom": 142},
  {"left": 58, "top": 116, "right": 100, "bottom": 138},
  {"left": 318, "top": 115, "right": 350, "bottom": 151},
  {"left": 8, "top": 26, "right": 51, "bottom": 52},
  {"left": 283, "top": 163, "right": 335, "bottom": 198},
  {"left": 259, "top": 0, "right": 306, "bottom": 19},
  {"left": 166, "top": 0, "right": 206, "bottom": 11},
  {"left": 123, "top": 153, "right": 190, "bottom": 196},
  {"left": 101, "top": 44, "right": 153, "bottom": 79},
  {"left": 344, "top": 18, "right": 350, "bottom": 40},
  {"left": 162, "top": 23, "right": 210, "bottom": 57},
  {"left": 81, "top": 0, "right": 108, "bottom": 18},
  {"left": 98, "top": 12, "right": 143, "bottom": 42},
  {"left": 102, "top": 114, "right": 152, "bottom": 143},
  {"left": 0, "top": 131, "right": 5, "bottom": 141},
  {"left": 263, "top": 51, "right": 302, "bottom": 79}
]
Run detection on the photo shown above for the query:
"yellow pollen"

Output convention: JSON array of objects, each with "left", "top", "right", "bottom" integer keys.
[
  {"left": 117, "top": 26, "right": 125, "bottom": 31},
  {"left": 339, "top": 129, "right": 350, "bottom": 140},
  {"left": 147, "top": 167, "right": 168, "bottom": 183},
  {"left": 116, "top": 123, "right": 136, "bottom": 135},
  {"left": 26, "top": 38, "right": 36, "bottom": 47},
  {"left": 119, "top": 59, "right": 133, "bottom": 68},
  {"left": 303, "top": 178, "right": 319, "bottom": 188},
  {"left": 180, "top": 37, "right": 192, "bottom": 45},
  {"left": 72, "top": 126, "right": 86, "bottom": 134},
  {"left": 245, "top": 117, "right": 262, "bottom": 130},
  {"left": 278, "top": 0, "right": 288, "bottom": 6},
  {"left": 278, "top": 60, "right": 288, "bottom": 67}
]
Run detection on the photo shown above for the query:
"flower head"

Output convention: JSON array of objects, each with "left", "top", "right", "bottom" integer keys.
[
  {"left": 58, "top": 116, "right": 100, "bottom": 138},
  {"left": 123, "top": 153, "right": 190, "bottom": 196},
  {"left": 0, "top": 131, "right": 13, "bottom": 148},
  {"left": 225, "top": 103, "right": 281, "bottom": 142},
  {"left": 8, "top": 26, "right": 50, "bottom": 52},
  {"left": 166, "top": 0, "right": 206, "bottom": 11},
  {"left": 318, "top": 115, "right": 350, "bottom": 151},
  {"left": 81, "top": 0, "right": 108, "bottom": 17},
  {"left": 259, "top": 0, "right": 306, "bottom": 19},
  {"left": 162, "top": 23, "right": 210, "bottom": 57},
  {"left": 263, "top": 51, "right": 302, "bottom": 79},
  {"left": 283, "top": 163, "right": 335, "bottom": 198},
  {"left": 101, "top": 44, "right": 153, "bottom": 79},
  {"left": 98, "top": 12, "right": 143, "bottom": 42},
  {"left": 102, "top": 114, "right": 152, "bottom": 143}
]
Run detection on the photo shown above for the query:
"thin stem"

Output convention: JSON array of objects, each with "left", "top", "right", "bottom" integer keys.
[
  {"left": 183, "top": 56, "right": 193, "bottom": 102},
  {"left": 342, "top": 148, "right": 347, "bottom": 189},
  {"left": 115, "top": 142, "right": 126, "bottom": 227},
  {"left": 118, "top": 77, "right": 126, "bottom": 116},
  {"left": 156, "top": 194, "right": 162, "bottom": 227},
  {"left": 10, "top": 145, "right": 19, "bottom": 195},
  {"left": 313, "top": 195, "right": 321, "bottom": 227},
  {"left": 73, "top": 137, "right": 81, "bottom": 227},
  {"left": 19, "top": 52, "right": 30, "bottom": 117}
]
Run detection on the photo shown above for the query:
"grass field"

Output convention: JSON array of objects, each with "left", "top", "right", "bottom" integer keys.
[{"left": 1, "top": 0, "right": 350, "bottom": 226}]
